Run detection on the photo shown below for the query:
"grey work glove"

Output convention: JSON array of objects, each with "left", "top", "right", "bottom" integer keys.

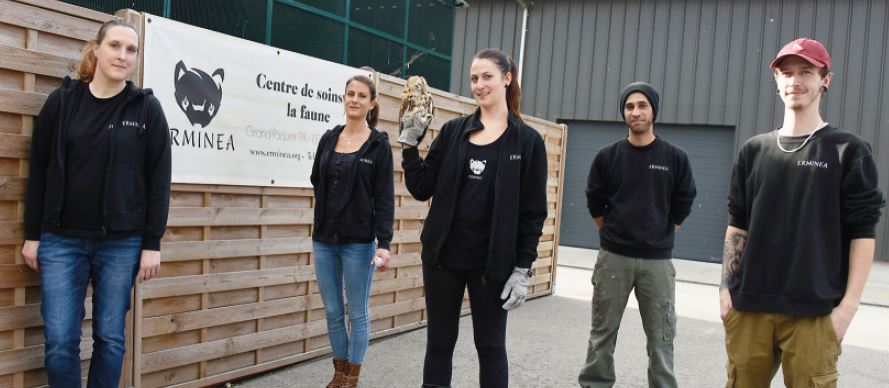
[
  {"left": 397, "top": 108, "right": 433, "bottom": 147},
  {"left": 500, "top": 267, "right": 531, "bottom": 310}
]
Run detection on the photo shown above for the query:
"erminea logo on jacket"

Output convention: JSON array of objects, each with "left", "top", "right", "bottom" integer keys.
[{"left": 470, "top": 159, "right": 486, "bottom": 175}]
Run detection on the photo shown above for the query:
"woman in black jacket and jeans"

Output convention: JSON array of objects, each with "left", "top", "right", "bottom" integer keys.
[
  {"left": 21, "top": 20, "right": 171, "bottom": 386},
  {"left": 310, "top": 74, "right": 394, "bottom": 388},
  {"left": 400, "top": 49, "right": 549, "bottom": 388}
]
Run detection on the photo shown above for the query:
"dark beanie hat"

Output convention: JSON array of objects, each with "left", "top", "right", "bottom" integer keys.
[{"left": 619, "top": 82, "right": 660, "bottom": 121}]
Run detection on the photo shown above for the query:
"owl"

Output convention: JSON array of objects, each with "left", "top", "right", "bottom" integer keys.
[{"left": 398, "top": 75, "right": 434, "bottom": 129}]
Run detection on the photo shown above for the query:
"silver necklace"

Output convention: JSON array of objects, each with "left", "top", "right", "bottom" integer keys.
[
  {"left": 341, "top": 127, "right": 368, "bottom": 145},
  {"left": 776, "top": 122, "right": 827, "bottom": 153}
]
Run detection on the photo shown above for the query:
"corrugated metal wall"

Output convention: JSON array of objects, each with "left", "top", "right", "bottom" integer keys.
[{"left": 451, "top": 0, "right": 889, "bottom": 262}]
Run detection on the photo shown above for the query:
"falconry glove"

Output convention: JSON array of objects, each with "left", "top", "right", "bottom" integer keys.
[
  {"left": 500, "top": 267, "right": 533, "bottom": 310},
  {"left": 398, "top": 108, "right": 432, "bottom": 147}
]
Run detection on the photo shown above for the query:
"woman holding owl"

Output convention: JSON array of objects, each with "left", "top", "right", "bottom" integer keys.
[{"left": 400, "top": 49, "right": 549, "bottom": 388}]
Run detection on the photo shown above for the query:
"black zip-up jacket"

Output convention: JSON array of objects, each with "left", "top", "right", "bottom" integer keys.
[
  {"left": 24, "top": 77, "right": 172, "bottom": 250},
  {"left": 311, "top": 126, "right": 394, "bottom": 249},
  {"left": 402, "top": 109, "right": 549, "bottom": 282}
]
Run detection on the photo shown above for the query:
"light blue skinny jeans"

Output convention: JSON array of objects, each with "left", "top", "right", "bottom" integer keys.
[{"left": 312, "top": 241, "right": 376, "bottom": 364}]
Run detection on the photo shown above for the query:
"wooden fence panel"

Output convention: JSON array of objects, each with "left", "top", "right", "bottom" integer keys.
[{"left": 0, "top": 1, "right": 567, "bottom": 387}]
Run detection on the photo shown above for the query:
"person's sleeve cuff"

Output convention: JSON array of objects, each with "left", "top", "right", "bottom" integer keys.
[
  {"left": 377, "top": 240, "right": 391, "bottom": 250},
  {"left": 402, "top": 146, "right": 420, "bottom": 162},
  {"left": 847, "top": 223, "right": 877, "bottom": 239},
  {"left": 142, "top": 236, "right": 161, "bottom": 251},
  {"left": 25, "top": 227, "right": 41, "bottom": 241}
]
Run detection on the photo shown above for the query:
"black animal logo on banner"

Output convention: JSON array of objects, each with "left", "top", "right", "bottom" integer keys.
[{"left": 174, "top": 60, "right": 224, "bottom": 127}]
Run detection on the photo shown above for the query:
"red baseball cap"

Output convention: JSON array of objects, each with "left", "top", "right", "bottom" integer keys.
[{"left": 770, "top": 38, "right": 831, "bottom": 69}]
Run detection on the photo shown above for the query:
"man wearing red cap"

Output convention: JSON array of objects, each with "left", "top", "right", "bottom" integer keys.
[{"left": 720, "top": 38, "right": 884, "bottom": 387}]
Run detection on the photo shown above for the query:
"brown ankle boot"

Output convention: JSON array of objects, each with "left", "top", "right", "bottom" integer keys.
[
  {"left": 339, "top": 362, "right": 361, "bottom": 388},
  {"left": 327, "top": 359, "right": 347, "bottom": 388}
]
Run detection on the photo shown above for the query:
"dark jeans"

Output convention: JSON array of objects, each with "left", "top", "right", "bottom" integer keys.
[
  {"left": 38, "top": 231, "right": 142, "bottom": 388},
  {"left": 422, "top": 263, "right": 508, "bottom": 388}
]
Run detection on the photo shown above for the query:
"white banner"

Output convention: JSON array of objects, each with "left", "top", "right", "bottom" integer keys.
[{"left": 143, "top": 14, "right": 369, "bottom": 187}]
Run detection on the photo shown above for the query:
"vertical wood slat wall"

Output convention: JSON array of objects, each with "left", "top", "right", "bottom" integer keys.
[{"left": 0, "top": 1, "right": 568, "bottom": 386}]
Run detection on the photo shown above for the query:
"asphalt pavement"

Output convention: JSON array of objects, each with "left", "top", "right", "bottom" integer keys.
[{"left": 237, "top": 246, "right": 889, "bottom": 387}]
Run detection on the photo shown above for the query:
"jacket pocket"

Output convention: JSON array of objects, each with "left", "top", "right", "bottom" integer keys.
[
  {"left": 40, "top": 205, "right": 62, "bottom": 225},
  {"left": 107, "top": 166, "right": 147, "bottom": 215},
  {"left": 343, "top": 189, "right": 373, "bottom": 226},
  {"left": 809, "top": 372, "right": 838, "bottom": 388}
]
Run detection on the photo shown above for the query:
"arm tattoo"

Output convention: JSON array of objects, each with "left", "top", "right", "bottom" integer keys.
[{"left": 721, "top": 232, "right": 748, "bottom": 289}]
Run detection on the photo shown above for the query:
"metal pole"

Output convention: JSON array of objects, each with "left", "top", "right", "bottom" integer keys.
[{"left": 516, "top": 0, "right": 530, "bottom": 86}]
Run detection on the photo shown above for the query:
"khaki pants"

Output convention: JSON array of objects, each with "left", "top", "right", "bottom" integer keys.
[
  {"left": 723, "top": 309, "right": 842, "bottom": 388},
  {"left": 578, "top": 249, "right": 677, "bottom": 388}
]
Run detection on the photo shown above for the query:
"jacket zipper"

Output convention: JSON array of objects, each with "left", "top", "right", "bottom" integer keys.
[
  {"left": 323, "top": 128, "right": 380, "bottom": 240},
  {"left": 483, "top": 126, "right": 510, "bottom": 281},
  {"left": 433, "top": 129, "right": 470, "bottom": 266},
  {"left": 102, "top": 122, "right": 116, "bottom": 236},
  {"left": 54, "top": 84, "right": 70, "bottom": 227}
]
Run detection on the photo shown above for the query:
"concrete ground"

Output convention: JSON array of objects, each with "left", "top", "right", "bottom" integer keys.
[{"left": 237, "top": 246, "right": 889, "bottom": 387}]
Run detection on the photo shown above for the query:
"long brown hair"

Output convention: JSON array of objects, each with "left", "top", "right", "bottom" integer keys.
[
  {"left": 473, "top": 48, "right": 523, "bottom": 121},
  {"left": 345, "top": 74, "right": 380, "bottom": 128},
  {"left": 77, "top": 19, "right": 139, "bottom": 83}
]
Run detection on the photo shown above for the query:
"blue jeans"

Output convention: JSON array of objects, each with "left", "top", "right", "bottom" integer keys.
[
  {"left": 312, "top": 241, "right": 376, "bottom": 364},
  {"left": 38, "top": 231, "right": 142, "bottom": 388}
]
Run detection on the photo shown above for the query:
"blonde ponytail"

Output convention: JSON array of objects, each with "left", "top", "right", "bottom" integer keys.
[{"left": 76, "top": 41, "right": 99, "bottom": 82}]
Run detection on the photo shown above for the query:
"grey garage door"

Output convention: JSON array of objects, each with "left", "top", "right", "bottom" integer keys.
[{"left": 559, "top": 121, "right": 734, "bottom": 262}]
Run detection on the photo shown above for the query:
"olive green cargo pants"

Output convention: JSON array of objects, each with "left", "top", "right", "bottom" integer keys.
[{"left": 578, "top": 249, "right": 677, "bottom": 388}]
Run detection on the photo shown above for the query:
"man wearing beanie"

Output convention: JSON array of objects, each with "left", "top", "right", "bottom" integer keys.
[
  {"left": 579, "top": 82, "right": 696, "bottom": 388},
  {"left": 720, "top": 38, "right": 884, "bottom": 387}
]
